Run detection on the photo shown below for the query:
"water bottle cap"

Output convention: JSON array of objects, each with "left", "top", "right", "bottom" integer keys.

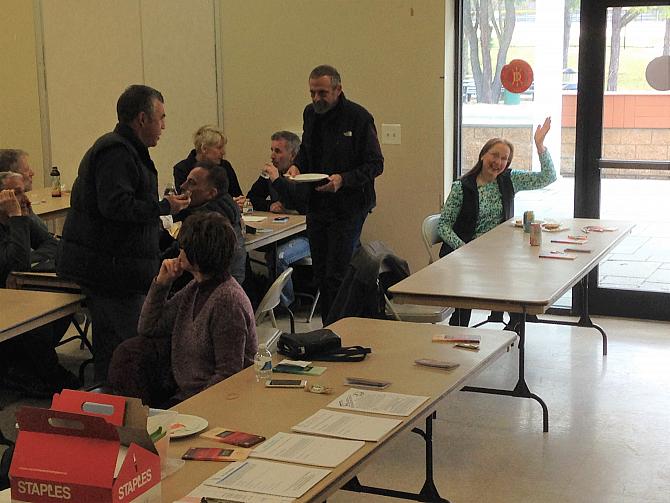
[{"left": 258, "top": 343, "right": 267, "bottom": 350}]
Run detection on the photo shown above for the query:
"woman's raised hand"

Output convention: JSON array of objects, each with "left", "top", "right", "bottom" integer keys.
[
  {"left": 534, "top": 116, "right": 551, "bottom": 153},
  {"left": 156, "top": 258, "right": 183, "bottom": 286}
]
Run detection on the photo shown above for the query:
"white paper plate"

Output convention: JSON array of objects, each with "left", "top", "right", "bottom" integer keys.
[
  {"left": 541, "top": 223, "right": 567, "bottom": 233},
  {"left": 169, "top": 414, "right": 209, "bottom": 438},
  {"left": 288, "top": 173, "right": 329, "bottom": 183}
]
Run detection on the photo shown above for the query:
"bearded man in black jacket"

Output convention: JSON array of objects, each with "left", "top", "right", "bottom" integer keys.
[{"left": 287, "top": 65, "right": 384, "bottom": 322}]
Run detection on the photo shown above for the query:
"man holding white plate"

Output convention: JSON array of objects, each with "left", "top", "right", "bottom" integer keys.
[{"left": 287, "top": 65, "right": 384, "bottom": 321}]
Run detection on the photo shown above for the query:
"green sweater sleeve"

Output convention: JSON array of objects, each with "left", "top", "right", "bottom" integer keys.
[
  {"left": 511, "top": 149, "right": 556, "bottom": 192},
  {"left": 437, "top": 181, "right": 466, "bottom": 251}
]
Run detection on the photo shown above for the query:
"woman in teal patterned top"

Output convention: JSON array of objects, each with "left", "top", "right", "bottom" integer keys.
[{"left": 438, "top": 117, "right": 555, "bottom": 327}]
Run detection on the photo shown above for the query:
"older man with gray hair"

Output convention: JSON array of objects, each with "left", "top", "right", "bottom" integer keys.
[
  {"left": 0, "top": 171, "right": 57, "bottom": 281},
  {"left": 245, "top": 131, "right": 310, "bottom": 307},
  {"left": 0, "top": 149, "right": 49, "bottom": 232},
  {"left": 0, "top": 171, "right": 78, "bottom": 395}
]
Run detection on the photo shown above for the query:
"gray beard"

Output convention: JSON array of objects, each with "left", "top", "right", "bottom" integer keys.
[{"left": 312, "top": 100, "right": 332, "bottom": 114}]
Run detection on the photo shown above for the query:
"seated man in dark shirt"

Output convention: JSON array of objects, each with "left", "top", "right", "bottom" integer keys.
[
  {"left": 246, "top": 131, "right": 310, "bottom": 306},
  {"left": 163, "top": 161, "right": 246, "bottom": 286},
  {"left": 0, "top": 171, "right": 78, "bottom": 396}
]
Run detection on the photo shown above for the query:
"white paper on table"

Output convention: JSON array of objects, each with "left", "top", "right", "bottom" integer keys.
[
  {"left": 327, "top": 388, "right": 429, "bottom": 417},
  {"left": 176, "top": 482, "right": 295, "bottom": 502},
  {"left": 249, "top": 432, "right": 364, "bottom": 467},
  {"left": 291, "top": 409, "right": 402, "bottom": 442},
  {"left": 242, "top": 215, "right": 267, "bottom": 222},
  {"left": 204, "top": 459, "right": 330, "bottom": 498}
]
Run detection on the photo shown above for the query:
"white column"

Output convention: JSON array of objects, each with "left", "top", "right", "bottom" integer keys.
[{"left": 533, "top": 0, "right": 565, "bottom": 174}]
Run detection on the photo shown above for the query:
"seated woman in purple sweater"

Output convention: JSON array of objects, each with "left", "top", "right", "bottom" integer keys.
[{"left": 109, "top": 212, "right": 257, "bottom": 405}]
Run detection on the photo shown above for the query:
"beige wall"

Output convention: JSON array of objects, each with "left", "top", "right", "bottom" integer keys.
[
  {"left": 40, "top": 0, "right": 218, "bottom": 188},
  {"left": 0, "top": 0, "right": 44, "bottom": 187},
  {"left": 1, "top": 0, "right": 450, "bottom": 270},
  {"left": 219, "top": 0, "right": 448, "bottom": 271}
]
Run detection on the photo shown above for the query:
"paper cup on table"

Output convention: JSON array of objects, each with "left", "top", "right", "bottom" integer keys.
[{"left": 147, "top": 408, "right": 178, "bottom": 472}]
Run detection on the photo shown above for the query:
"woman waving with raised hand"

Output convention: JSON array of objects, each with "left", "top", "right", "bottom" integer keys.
[{"left": 437, "top": 116, "right": 555, "bottom": 327}]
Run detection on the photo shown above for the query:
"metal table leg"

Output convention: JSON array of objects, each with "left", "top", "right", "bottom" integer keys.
[{"left": 343, "top": 411, "right": 450, "bottom": 502}]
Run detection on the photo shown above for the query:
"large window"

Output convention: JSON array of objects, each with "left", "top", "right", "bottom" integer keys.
[{"left": 456, "top": 1, "right": 670, "bottom": 315}]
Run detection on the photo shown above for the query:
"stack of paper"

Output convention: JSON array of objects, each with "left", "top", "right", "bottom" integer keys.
[
  {"left": 204, "top": 459, "right": 329, "bottom": 499},
  {"left": 249, "top": 432, "right": 364, "bottom": 467},
  {"left": 327, "top": 388, "right": 429, "bottom": 417},
  {"left": 291, "top": 409, "right": 401, "bottom": 441}
]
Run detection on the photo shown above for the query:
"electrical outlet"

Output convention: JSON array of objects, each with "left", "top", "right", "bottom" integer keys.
[{"left": 381, "top": 123, "right": 401, "bottom": 145}]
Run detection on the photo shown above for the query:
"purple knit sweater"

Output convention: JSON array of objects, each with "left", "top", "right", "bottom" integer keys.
[{"left": 138, "top": 275, "right": 258, "bottom": 399}]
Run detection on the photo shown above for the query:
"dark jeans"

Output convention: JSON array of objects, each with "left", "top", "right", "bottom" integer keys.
[
  {"left": 83, "top": 288, "right": 145, "bottom": 383},
  {"left": 306, "top": 209, "right": 367, "bottom": 322}
]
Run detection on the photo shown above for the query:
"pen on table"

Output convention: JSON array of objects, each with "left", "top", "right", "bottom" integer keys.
[
  {"left": 200, "top": 497, "right": 238, "bottom": 503},
  {"left": 551, "top": 239, "right": 583, "bottom": 244}
]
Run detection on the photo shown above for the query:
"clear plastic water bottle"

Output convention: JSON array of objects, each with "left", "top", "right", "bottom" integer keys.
[
  {"left": 243, "top": 198, "right": 253, "bottom": 214},
  {"left": 254, "top": 343, "right": 272, "bottom": 382}
]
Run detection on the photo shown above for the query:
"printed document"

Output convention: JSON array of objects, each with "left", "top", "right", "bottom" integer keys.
[
  {"left": 249, "top": 431, "right": 364, "bottom": 467},
  {"left": 327, "top": 388, "right": 429, "bottom": 416},
  {"left": 291, "top": 409, "right": 401, "bottom": 441},
  {"left": 176, "top": 484, "right": 295, "bottom": 502},
  {"left": 204, "top": 459, "right": 329, "bottom": 498}
]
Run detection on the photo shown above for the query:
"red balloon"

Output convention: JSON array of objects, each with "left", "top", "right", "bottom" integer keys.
[{"left": 501, "top": 59, "right": 534, "bottom": 93}]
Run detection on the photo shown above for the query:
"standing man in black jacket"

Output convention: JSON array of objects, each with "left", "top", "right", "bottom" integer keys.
[
  {"left": 57, "top": 84, "right": 190, "bottom": 382},
  {"left": 288, "top": 65, "right": 384, "bottom": 321}
]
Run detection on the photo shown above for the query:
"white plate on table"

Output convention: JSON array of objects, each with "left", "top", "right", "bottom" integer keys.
[
  {"left": 285, "top": 173, "right": 329, "bottom": 183},
  {"left": 169, "top": 414, "right": 209, "bottom": 438},
  {"left": 541, "top": 223, "right": 568, "bottom": 233}
]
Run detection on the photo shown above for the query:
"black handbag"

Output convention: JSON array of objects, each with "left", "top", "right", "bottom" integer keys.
[{"left": 277, "top": 329, "right": 371, "bottom": 362}]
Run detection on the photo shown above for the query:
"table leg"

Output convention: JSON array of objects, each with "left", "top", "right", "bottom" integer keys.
[
  {"left": 468, "top": 276, "right": 609, "bottom": 355},
  {"left": 536, "top": 275, "right": 608, "bottom": 355},
  {"left": 461, "top": 312, "right": 550, "bottom": 433},
  {"left": 342, "top": 411, "right": 450, "bottom": 502}
]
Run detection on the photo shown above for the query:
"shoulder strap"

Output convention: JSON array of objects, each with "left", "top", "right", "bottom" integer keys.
[{"left": 312, "top": 345, "right": 372, "bottom": 362}]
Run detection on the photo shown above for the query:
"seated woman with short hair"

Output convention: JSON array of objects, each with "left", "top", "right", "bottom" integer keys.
[{"left": 109, "top": 212, "right": 257, "bottom": 405}]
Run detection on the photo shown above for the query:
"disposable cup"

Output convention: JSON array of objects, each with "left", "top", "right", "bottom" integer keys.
[{"left": 147, "top": 408, "right": 178, "bottom": 471}]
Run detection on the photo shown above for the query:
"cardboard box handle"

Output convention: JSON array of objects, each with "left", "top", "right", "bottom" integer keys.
[
  {"left": 51, "top": 389, "right": 126, "bottom": 426},
  {"left": 48, "top": 417, "right": 85, "bottom": 431},
  {"left": 16, "top": 406, "right": 119, "bottom": 441}
]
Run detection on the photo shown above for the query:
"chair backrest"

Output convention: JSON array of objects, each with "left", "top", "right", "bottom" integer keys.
[
  {"left": 254, "top": 267, "right": 293, "bottom": 323},
  {"left": 421, "top": 214, "right": 442, "bottom": 264}
]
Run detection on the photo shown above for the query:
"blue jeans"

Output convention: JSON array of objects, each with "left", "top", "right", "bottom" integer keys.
[{"left": 266, "top": 236, "right": 311, "bottom": 306}]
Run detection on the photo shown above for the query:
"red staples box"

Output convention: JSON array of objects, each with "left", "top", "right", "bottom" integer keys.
[{"left": 10, "top": 390, "right": 161, "bottom": 502}]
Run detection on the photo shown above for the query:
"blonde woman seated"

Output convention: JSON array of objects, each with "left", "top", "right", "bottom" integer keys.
[
  {"left": 173, "top": 124, "right": 243, "bottom": 202},
  {"left": 109, "top": 212, "right": 257, "bottom": 405},
  {"left": 438, "top": 117, "right": 556, "bottom": 328}
]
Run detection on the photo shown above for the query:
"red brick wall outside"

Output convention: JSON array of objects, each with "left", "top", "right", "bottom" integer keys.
[
  {"left": 463, "top": 94, "right": 670, "bottom": 179},
  {"left": 561, "top": 93, "right": 670, "bottom": 179}
]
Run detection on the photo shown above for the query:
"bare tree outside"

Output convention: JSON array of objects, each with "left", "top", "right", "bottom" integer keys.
[
  {"left": 563, "top": 0, "right": 579, "bottom": 70},
  {"left": 607, "top": 7, "right": 642, "bottom": 91},
  {"left": 463, "top": 0, "right": 516, "bottom": 103},
  {"left": 661, "top": 7, "right": 670, "bottom": 55}
]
